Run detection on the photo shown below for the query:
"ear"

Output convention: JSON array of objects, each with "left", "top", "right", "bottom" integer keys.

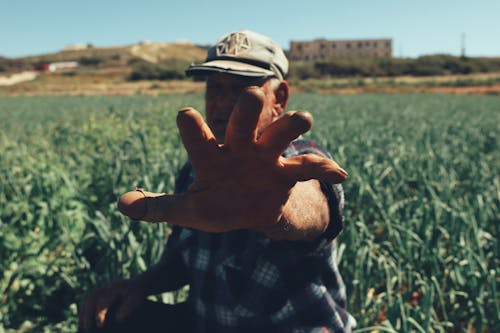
[{"left": 273, "top": 81, "right": 289, "bottom": 117}]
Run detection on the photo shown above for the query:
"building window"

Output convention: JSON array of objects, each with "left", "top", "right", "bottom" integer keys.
[
  {"left": 332, "top": 43, "right": 336, "bottom": 48},
  {"left": 346, "top": 43, "right": 351, "bottom": 49}
]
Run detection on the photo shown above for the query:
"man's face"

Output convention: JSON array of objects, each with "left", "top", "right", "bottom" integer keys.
[{"left": 205, "top": 73, "right": 280, "bottom": 143}]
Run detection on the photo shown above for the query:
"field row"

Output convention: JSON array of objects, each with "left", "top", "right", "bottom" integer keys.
[{"left": 0, "top": 93, "right": 498, "bottom": 332}]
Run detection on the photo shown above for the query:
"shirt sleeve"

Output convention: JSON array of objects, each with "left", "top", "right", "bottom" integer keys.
[{"left": 318, "top": 181, "right": 345, "bottom": 243}]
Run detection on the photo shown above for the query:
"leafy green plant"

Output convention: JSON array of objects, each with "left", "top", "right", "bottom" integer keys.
[
  {"left": 0, "top": 93, "right": 498, "bottom": 332},
  {"left": 288, "top": 56, "right": 500, "bottom": 79}
]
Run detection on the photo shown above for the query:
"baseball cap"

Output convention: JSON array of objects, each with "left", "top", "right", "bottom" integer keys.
[{"left": 186, "top": 30, "right": 289, "bottom": 80}]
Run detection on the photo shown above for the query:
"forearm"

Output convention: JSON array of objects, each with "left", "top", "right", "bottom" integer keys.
[
  {"left": 117, "top": 180, "right": 334, "bottom": 237},
  {"left": 130, "top": 251, "right": 189, "bottom": 296},
  {"left": 262, "top": 180, "right": 330, "bottom": 241}
]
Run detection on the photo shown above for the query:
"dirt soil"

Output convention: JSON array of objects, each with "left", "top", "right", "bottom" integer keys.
[
  {"left": 0, "top": 71, "right": 39, "bottom": 86},
  {"left": 1, "top": 70, "right": 499, "bottom": 96},
  {"left": 312, "top": 85, "right": 500, "bottom": 95}
]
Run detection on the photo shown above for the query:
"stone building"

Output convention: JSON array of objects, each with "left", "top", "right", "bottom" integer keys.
[
  {"left": 289, "top": 38, "right": 392, "bottom": 61},
  {"left": 63, "top": 43, "right": 94, "bottom": 51}
]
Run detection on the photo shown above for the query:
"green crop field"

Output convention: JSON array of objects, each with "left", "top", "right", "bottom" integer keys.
[{"left": 0, "top": 93, "right": 498, "bottom": 333}]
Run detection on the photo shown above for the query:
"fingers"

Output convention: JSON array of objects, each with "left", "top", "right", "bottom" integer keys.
[
  {"left": 78, "top": 281, "right": 140, "bottom": 332},
  {"left": 225, "top": 86, "right": 265, "bottom": 150},
  {"left": 282, "top": 154, "right": 348, "bottom": 184},
  {"left": 78, "top": 287, "right": 115, "bottom": 332},
  {"left": 118, "top": 190, "right": 183, "bottom": 223},
  {"left": 92, "top": 287, "right": 118, "bottom": 329},
  {"left": 96, "top": 308, "right": 108, "bottom": 328},
  {"left": 177, "top": 108, "right": 218, "bottom": 168},
  {"left": 79, "top": 292, "right": 96, "bottom": 332},
  {"left": 258, "top": 111, "right": 313, "bottom": 158},
  {"left": 93, "top": 289, "right": 142, "bottom": 327}
]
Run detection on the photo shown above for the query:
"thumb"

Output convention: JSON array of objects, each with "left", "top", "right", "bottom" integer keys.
[
  {"left": 282, "top": 154, "right": 348, "bottom": 184},
  {"left": 117, "top": 190, "right": 148, "bottom": 220},
  {"left": 118, "top": 190, "right": 184, "bottom": 223}
]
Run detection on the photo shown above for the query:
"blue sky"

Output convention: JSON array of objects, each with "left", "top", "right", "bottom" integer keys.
[{"left": 1, "top": 0, "right": 498, "bottom": 58}]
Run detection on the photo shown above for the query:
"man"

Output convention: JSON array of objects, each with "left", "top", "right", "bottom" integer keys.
[{"left": 79, "top": 30, "right": 356, "bottom": 333}]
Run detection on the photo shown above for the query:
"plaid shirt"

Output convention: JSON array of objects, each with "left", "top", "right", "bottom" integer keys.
[{"left": 165, "top": 139, "right": 356, "bottom": 332}]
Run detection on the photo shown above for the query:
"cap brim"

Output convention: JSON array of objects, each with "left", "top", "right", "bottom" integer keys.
[{"left": 186, "top": 60, "right": 276, "bottom": 78}]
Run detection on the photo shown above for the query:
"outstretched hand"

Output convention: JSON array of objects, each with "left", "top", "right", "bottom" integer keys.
[{"left": 118, "top": 86, "right": 347, "bottom": 232}]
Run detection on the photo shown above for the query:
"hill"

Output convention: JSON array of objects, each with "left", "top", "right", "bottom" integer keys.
[
  {"left": 1, "top": 43, "right": 500, "bottom": 96},
  {"left": 0, "top": 41, "right": 207, "bottom": 73}
]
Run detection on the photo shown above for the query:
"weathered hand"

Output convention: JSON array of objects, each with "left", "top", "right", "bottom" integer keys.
[
  {"left": 78, "top": 279, "right": 145, "bottom": 333},
  {"left": 118, "top": 86, "right": 347, "bottom": 232}
]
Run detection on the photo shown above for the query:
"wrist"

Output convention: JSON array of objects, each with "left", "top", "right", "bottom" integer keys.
[
  {"left": 260, "top": 213, "right": 293, "bottom": 240},
  {"left": 278, "top": 214, "right": 291, "bottom": 231}
]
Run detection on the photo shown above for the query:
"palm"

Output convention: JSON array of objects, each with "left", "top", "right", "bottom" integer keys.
[{"left": 119, "top": 87, "right": 346, "bottom": 232}]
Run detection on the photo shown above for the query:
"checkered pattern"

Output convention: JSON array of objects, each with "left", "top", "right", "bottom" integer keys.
[{"left": 165, "top": 139, "right": 356, "bottom": 332}]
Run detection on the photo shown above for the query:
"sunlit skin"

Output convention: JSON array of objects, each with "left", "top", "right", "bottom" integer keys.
[
  {"left": 116, "top": 73, "right": 347, "bottom": 235},
  {"left": 79, "top": 73, "right": 348, "bottom": 332}
]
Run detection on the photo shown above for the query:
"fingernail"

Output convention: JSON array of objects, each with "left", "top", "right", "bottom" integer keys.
[
  {"left": 178, "top": 107, "right": 195, "bottom": 114},
  {"left": 340, "top": 168, "right": 348, "bottom": 177},
  {"left": 96, "top": 308, "right": 108, "bottom": 328}
]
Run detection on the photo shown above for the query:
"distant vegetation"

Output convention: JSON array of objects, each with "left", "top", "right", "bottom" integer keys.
[
  {"left": 125, "top": 54, "right": 500, "bottom": 81},
  {"left": 127, "top": 58, "right": 190, "bottom": 81},
  {"left": 1, "top": 43, "right": 500, "bottom": 83},
  {"left": 124, "top": 54, "right": 500, "bottom": 82},
  {"left": 288, "top": 55, "right": 500, "bottom": 79}
]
